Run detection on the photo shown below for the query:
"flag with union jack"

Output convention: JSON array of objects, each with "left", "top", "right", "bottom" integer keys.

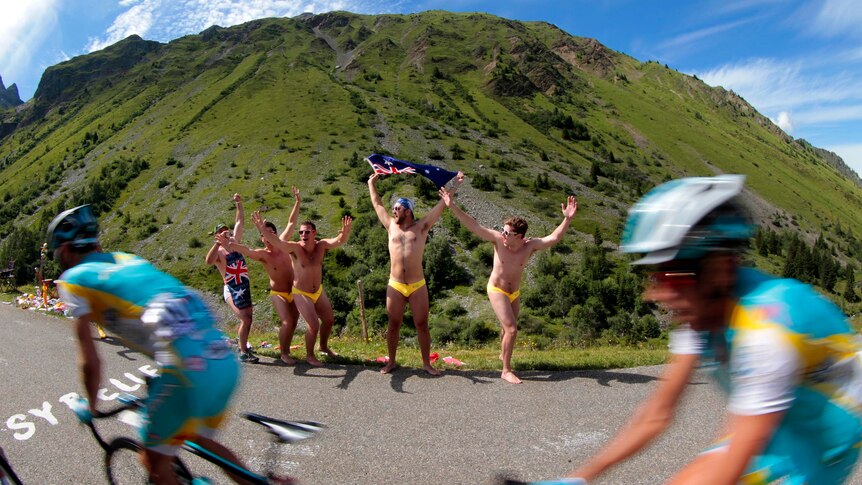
[
  {"left": 224, "top": 258, "right": 249, "bottom": 286},
  {"left": 366, "top": 153, "right": 458, "bottom": 188}
]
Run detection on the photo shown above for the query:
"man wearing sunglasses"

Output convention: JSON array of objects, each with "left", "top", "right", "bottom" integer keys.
[
  {"left": 241, "top": 211, "right": 352, "bottom": 366},
  {"left": 553, "top": 175, "right": 862, "bottom": 484},
  {"left": 439, "top": 175, "right": 577, "bottom": 384}
]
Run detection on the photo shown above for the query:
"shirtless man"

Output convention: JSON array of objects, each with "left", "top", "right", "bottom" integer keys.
[
  {"left": 440, "top": 178, "right": 577, "bottom": 384},
  {"left": 205, "top": 193, "right": 257, "bottom": 363},
  {"left": 215, "top": 188, "right": 302, "bottom": 364},
  {"left": 252, "top": 211, "right": 352, "bottom": 366},
  {"left": 368, "top": 172, "right": 457, "bottom": 375}
]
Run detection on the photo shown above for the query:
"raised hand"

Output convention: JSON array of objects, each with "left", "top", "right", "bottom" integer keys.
[
  {"left": 214, "top": 231, "right": 233, "bottom": 249},
  {"left": 251, "top": 210, "right": 266, "bottom": 230},
  {"left": 341, "top": 215, "right": 353, "bottom": 233},
  {"left": 292, "top": 186, "right": 301, "bottom": 203},
  {"left": 455, "top": 171, "right": 465, "bottom": 186},
  {"left": 439, "top": 186, "right": 454, "bottom": 207},
  {"left": 368, "top": 173, "right": 380, "bottom": 185},
  {"left": 562, "top": 195, "right": 578, "bottom": 219},
  {"left": 232, "top": 193, "right": 242, "bottom": 204}
]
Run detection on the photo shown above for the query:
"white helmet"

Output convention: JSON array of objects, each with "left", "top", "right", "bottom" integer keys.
[{"left": 621, "top": 175, "right": 753, "bottom": 265}]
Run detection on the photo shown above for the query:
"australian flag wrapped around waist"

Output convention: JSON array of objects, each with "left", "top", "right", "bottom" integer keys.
[
  {"left": 223, "top": 251, "right": 251, "bottom": 309},
  {"left": 366, "top": 154, "right": 458, "bottom": 188}
]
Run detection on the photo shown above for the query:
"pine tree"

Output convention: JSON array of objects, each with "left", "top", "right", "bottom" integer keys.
[{"left": 844, "top": 264, "right": 859, "bottom": 303}]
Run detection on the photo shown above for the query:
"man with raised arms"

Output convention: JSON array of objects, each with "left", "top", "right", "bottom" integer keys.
[
  {"left": 205, "top": 193, "right": 257, "bottom": 363},
  {"left": 246, "top": 211, "right": 352, "bottom": 367},
  {"left": 440, "top": 177, "right": 577, "bottom": 384},
  {"left": 215, "top": 187, "right": 302, "bottom": 365},
  {"left": 368, "top": 172, "right": 458, "bottom": 375}
]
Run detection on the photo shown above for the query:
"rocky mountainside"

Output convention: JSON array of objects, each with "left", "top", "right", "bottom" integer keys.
[
  {"left": 0, "top": 75, "right": 23, "bottom": 109},
  {"left": 0, "top": 10, "right": 860, "bottom": 299}
]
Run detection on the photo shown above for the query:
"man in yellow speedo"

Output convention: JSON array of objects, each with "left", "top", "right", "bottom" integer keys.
[
  {"left": 368, "top": 173, "right": 456, "bottom": 375},
  {"left": 440, "top": 175, "right": 577, "bottom": 384}
]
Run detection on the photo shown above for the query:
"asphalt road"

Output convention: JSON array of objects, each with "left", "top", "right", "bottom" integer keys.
[{"left": 2, "top": 303, "right": 861, "bottom": 484}]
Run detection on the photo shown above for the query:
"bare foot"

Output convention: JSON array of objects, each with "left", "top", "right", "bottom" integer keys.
[
  {"left": 319, "top": 348, "right": 339, "bottom": 358},
  {"left": 306, "top": 355, "right": 323, "bottom": 367},
  {"left": 423, "top": 364, "right": 441, "bottom": 376},
  {"left": 501, "top": 370, "right": 522, "bottom": 384},
  {"left": 380, "top": 361, "right": 397, "bottom": 374},
  {"left": 279, "top": 354, "right": 297, "bottom": 365}
]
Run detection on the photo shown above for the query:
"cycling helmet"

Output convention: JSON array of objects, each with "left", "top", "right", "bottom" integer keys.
[
  {"left": 46, "top": 205, "right": 99, "bottom": 251},
  {"left": 621, "top": 175, "right": 753, "bottom": 265}
]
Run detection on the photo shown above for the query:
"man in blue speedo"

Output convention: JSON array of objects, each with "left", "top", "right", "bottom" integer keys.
[
  {"left": 544, "top": 175, "right": 862, "bottom": 485},
  {"left": 48, "top": 205, "right": 249, "bottom": 484}
]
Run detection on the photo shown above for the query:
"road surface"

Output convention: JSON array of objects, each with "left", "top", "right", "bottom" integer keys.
[{"left": 2, "top": 303, "right": 858, "bottom": 484}]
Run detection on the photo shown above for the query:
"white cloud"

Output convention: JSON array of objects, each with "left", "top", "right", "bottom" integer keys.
[
  {"left": 657, "top": 16, "right": 757, "bottom": 54},
  {"left": 827, "top": 143, "right": 862, "bottom": 177},
  {"left": 85, "top": 0, "right": 160, "bottom": 52},
  {"left": 793, "top": 104, "right": 862, "bottom": 125},
  {"left": 809, "top": 0, "right": 862, "bottom": 38},
  {"left": 0, "top": 0, "right": 59, "bottom": 86},
  {"left": 694, "top": 58, "right": 862, "bottom": 113},
  {"left": 84, "top": 0, "right": 394, "bottom": 53},
  {"left": 771, "top": 111, "right": 794, "bottom": 132}
]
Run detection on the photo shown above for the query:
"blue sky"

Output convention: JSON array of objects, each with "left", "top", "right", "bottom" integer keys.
[{"left": 3, "top": 0, "right": 861, "bottom": 174}]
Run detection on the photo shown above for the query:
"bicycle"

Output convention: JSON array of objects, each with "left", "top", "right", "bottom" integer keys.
[
  {"left": 73, "top": 395, "right": 324, "bottom": 484},
  {"left": 0, "top": 446, "right": 24, "bottom": 485}
]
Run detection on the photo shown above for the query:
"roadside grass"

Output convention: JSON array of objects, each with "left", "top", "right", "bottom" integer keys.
[{"left": 239, "top": 325, "right": 669, "bottom": 372}]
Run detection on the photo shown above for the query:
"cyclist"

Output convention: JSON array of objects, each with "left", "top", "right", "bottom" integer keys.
[
  {"left": 48, "top": 205, "right": 253, "bottom": 484},
  {"left": 553, "top": 175, "right": 862, "bottom": 484}
]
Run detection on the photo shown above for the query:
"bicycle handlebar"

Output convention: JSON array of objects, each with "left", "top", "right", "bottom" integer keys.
[{"left": 72, "top": 395, "right": 141, "bottom": 424}]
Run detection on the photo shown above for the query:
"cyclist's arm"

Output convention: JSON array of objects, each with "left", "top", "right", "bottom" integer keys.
[
  {"left": 569, "top": 353, "right": 698, "bottom": 481},
  {"left": 75, "top": 314, "right": 101, "bottom": 413},
  {"left": 667, "top": 411, "right": 784, "bottom": 485},
  {"left": 670, "top": 325, "right": 798, "bottom": 484}
]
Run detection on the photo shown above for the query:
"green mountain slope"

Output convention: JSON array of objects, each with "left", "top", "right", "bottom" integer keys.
[{"left": 1, "top": 11, "right": 860, "bottom": 342}]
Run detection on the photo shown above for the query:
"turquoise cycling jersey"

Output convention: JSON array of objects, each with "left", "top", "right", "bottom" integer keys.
[
  {"left": 670, "top": 268, "right": 862, "bottom": 484},
  {"left": 57, "top": 252, "right": 218, "bottom": 358},
  {"left": 56, "top": 251, "right": 239, "bottom": 453}
]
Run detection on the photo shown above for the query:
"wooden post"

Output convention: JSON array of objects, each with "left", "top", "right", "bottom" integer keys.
[{"left": 357, "top": 279, "right": 368, "bottom": 342}]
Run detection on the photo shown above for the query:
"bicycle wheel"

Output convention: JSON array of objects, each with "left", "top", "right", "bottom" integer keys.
[
  {"left": 105, "top": 437, "right": 148, "bottom": 485},
  {"left": 0, "top": 452, "right": 24, "bottom": 485},
  {"left": 105, "top": 437, "right": 194, "bottom": 485}
]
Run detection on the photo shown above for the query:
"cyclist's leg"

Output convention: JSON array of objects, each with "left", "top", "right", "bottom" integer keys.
[
  {"left": 189, "top": 435, "right": 257, "bottom": 485},
  {"left": 140, "top": 367, "right": 194, "bottom": 484},
  {"left": 187, "top": 330, "right": 255, "bottom": 484}
]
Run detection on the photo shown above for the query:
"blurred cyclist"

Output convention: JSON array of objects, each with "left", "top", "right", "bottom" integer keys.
[
  {"left": 49, "top": 205, "right": 253, "bottom": 484},
  {"left": 544, "top": 175, "right": 862, "bottom": 484}
]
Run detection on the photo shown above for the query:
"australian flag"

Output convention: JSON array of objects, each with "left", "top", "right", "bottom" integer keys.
[{"left": 366, "top": 154, "right": 458, "bottom": 188}]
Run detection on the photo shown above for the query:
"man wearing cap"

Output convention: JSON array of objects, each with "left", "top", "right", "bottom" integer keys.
[
  {"left": 368, "top": 173, "right": 457, "bottom": 375},
  {"left": 205, "top": 193, "right": 257, "bottom": 363}
]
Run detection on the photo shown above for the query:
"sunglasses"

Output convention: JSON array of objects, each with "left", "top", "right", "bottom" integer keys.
[
  {"left": 650, "top": 270, "right": 698, "bottom": 288},
  {"left": 500, "top": 229, "right": 522, "bottom": 238}
]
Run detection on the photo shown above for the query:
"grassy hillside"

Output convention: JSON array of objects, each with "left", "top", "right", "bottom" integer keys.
[{"left": 1, "top": 11, "right": 861, "bottom": 345}]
